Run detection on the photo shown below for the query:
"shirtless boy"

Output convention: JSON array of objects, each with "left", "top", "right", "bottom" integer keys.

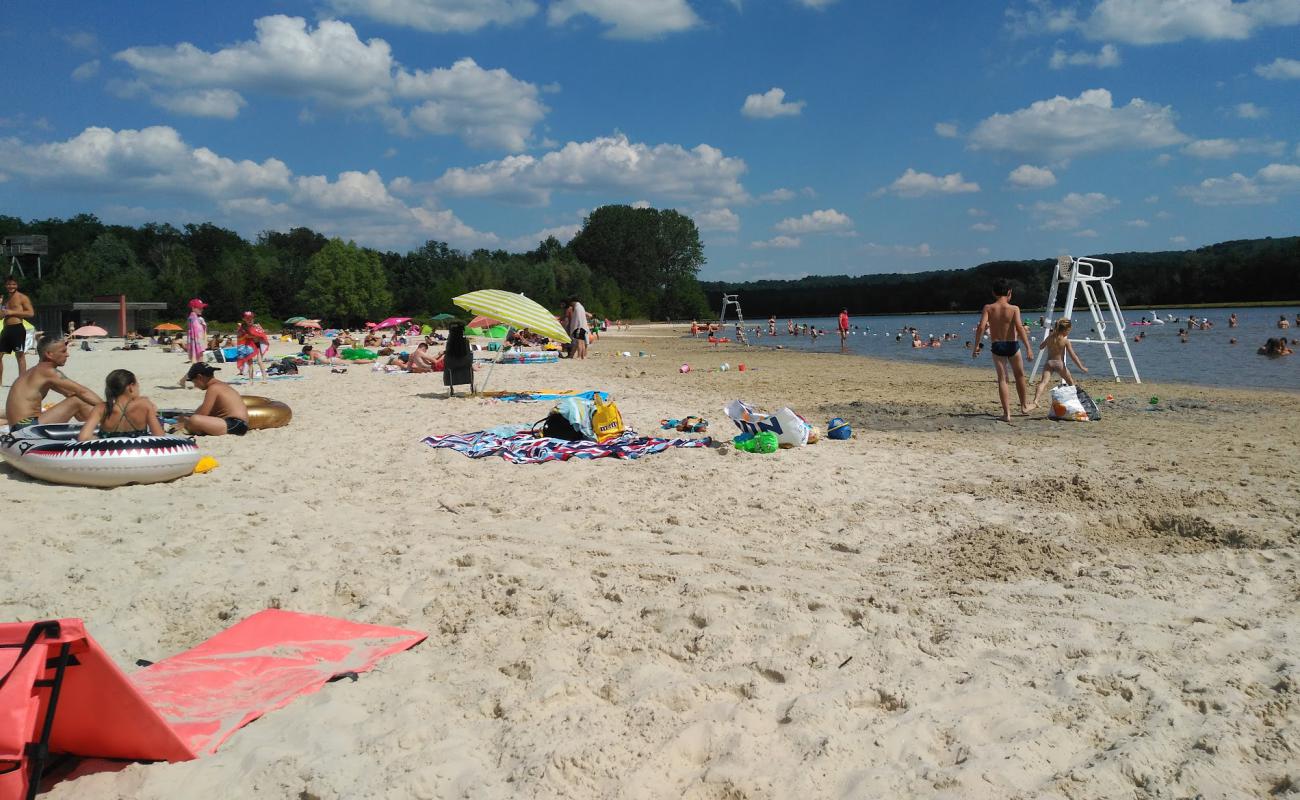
[
  {"left": 408, "top": 342, "right": 443, "bottom": 373},
  {"left": 2, "top": 276, "right": 35, "bottom": 385},
  {"left": 176, "top": 363, "right": 249, "bottom": 436},
  {"left": 4, "top": 337, "right": 102, "bottom": 429},
  {"left": 972, "top": 279, "right": 1036, "bottom": 422}
]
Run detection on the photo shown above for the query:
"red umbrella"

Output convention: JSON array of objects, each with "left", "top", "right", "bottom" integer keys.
[
  {"left": 468, "top": 315, "right": 500, "bottom": 329},
  {"left": 294, "top": 319, "right": 322, "bottom": 329}
]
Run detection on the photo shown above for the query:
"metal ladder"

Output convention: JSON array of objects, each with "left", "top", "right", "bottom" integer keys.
[
  {"left": 1030, "top": 255, "right": 1141, "bottom": 383},
  {"left": 719, "top": 294, "right": 749, "bottom": 345}
]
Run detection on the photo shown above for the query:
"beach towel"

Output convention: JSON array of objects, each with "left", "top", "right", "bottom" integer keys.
[
  {"left": 492, "top": 352, "right": 559, "bottom": 365},
  {"left": 495, "top": 390, "right": 610, "bottom": 403},
  {"left": 421, "top": 430, "right": 711, "bottom": 464}
]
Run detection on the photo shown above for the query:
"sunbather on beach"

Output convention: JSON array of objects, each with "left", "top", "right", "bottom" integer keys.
[
  {"left": 408, "top": 343, "right": 444, "bottom": 373},
  {"left": 77, "top": 369, "right": 165, "bottom": 440},
  {"left": 175, "top": 363, "right": 249, "bottom": 436},
  {"left": 4, "top": 337, "right": 102, "bottom": 431},
  {"left": 972, "top": 279, "right": 1036, "bottom": 422}
]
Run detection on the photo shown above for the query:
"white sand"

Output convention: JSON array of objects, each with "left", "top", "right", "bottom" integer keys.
[{"left": 3, "top": 328, "right": 1298, "bottom": 799}]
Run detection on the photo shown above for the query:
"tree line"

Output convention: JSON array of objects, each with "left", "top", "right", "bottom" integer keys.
[
  {"left": 701, "top": 236, "right": 1299, "bottom": 317},
  {"left": 0, "top": 204, "right": 712, "bottom": 327}
]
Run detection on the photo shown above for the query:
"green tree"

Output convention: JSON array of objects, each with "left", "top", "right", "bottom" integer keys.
[
  {"left": 37, "top": 233, "right": 156, "bottom": 304},
  {"left": 297, "top": 238, "right": 392, "bottom": 325}
]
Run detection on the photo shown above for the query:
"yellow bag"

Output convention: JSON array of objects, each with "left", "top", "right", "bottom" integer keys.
[{"left": 591, "top": 394, "right": 626, "bottom": 443}]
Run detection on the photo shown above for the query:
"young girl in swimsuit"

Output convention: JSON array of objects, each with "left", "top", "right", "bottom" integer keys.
[
  {"left": 77, "top": 369, "right": 165, "bottom": 440},
  {"left": 1030, "top": 318, "right": 1088, "bottom": 410}
]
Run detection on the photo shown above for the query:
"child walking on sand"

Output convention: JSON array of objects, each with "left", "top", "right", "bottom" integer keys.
[{"left": 1031, "top": 318, "right": 1088, "bottom": 409}]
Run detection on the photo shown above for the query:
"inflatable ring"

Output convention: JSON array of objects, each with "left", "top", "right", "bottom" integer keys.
[
  {"left": 0, "top": 423, "right": 200, "bottom": 487},
  {"left": 242, "top": 395, "right": 293, "bottom": 430}
]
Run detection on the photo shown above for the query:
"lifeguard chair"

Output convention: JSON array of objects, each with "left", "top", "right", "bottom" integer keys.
[
  {"left": 718, "top": 294, "right": 748, "bottom": 345},
  {"left": 1029, "top": 255, "right": 1140, "bottom": 383}
]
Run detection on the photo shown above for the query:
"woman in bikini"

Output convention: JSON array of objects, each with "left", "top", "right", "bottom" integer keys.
[
  {"left": 1030, "top": 318, "right": 1088, "bottom": 410},
  {"left": 77, "top": 369, "right": 165, "bottom": 440}
]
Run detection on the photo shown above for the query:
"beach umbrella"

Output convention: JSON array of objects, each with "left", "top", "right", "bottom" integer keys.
[
  {"left": 452, "top": 290, "right": 570, "bottom": 344},
  {"left": 374, "top": 316, "right": 412, "bottom": 330},
  {"left": 431, "top": 313, "right": 457, "bottom": 321},
  {"left": 284, "top": 316, "right": 306, "bottom": 324},
  {"left": 294, "top": 319, "right": 322, "bottom": 329},
  {"left": 468, "top": 315, "right": 500, "bottom": 329},
  {"left": 71, "top": 325, "right": 108, "bottom": 337},
  {"left": 154, "top": 322, "right": 183, "bottom": 331}
]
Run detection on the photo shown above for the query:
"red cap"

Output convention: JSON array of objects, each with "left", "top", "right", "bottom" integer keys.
[
  {"left": 189, "top": 298, "right": 208, "bottom": 309},
  {"left": 242, "top": 311, "right": 254, "bottom": 319}
]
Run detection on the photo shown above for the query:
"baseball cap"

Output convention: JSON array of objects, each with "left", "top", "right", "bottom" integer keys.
[
  {"left": 186, "top": 363, "right": 219, "bottom": 380},
  {"left": 189, "top": 298, "right": 208, "bottom": 309}
]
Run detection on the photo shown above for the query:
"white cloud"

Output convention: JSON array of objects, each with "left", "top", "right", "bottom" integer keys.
[
  {"left": 547, "top": 0, "right": 701, "bottom": 39},
  {"left": 1256, "top": 57, "right": 1300, "bottom": 79},
  {"left": 1075, "top": 228, "right": 1099, "bottom": 238},
  {"left": 759, "top": 188, "right": 795, "bottom": 203},
  {"left": 752, "top": 235, "right": 800, "bottom": 249},
  {"left": 970, "top": 222, "right": 997, "bottom": 232},
  {"left": 969, "top": 88, "right": 1187, "bottom": 159},
  {"left": 434, "top": 133, "right": 748, "bottom": 206},
  {"left": 774, "top": 208, "right": 852, "bottom": 234},
  {"left": 1014, "top": 0, "right": 1300, "bottom": 45},
  {"left": 1182, "top": 137, "right": 1285, "bottom": 159},
  {"left": 115, "top": 15, "right": 545, "bottom": 150},
  {"left": 1125, "top": 218, "right": 1150, "bottom": 227},
  {"left": 1145, "top": 194, "right": 1160, "bottom": 203},
  {"left": 71, "top": 60, "right": 100, "bottom": 81},
  {"left": 881, "top": 168, "right": 979, "bottom": 197},
  {"left": 505, "top": 222, "right": 583, "bottom": 252},
  {"left": 741, "top": 88, "right": 805, "bottom": 119},
  {"left": 1170, "top": 235, "right": 1187, "bottom": 244},
  {"left": 155, "top": 88, "right": 247, "bottom": 119},
  {"left": 934, "top": 122, "right": 959, "bottom": 138},
  {"left": 795, "top": 0, "right": 839, "bottom": 8},
  {"left": 695, "top": 208, "right": 741, "bottom": 232},
  {"left": 1235, "top": 102, "right": 1267, "bottom": 119},
  {"left": 1178, "top": 162, "right": 1300, "bottom": 205},
  {"left": 1031, "top": 191, "right": 1119, "bottom": 230},
  {"left": 393, "top": 58, "right": 547, "bottom": 150},
  {"left": 1049, "top": 43, "right": 1120, "bottom": 69},
  {"left": 0, "top": 124, "right": 500, "bottom": 250},
  {"left": 1007, "top": 164, "right": 1057, "bottom": 189},
  {"left": 862, "top": 241, "right": 932, "bottom": 257},
  {"left": 323, "top": 0, "right": 539, "bottom": 33}
]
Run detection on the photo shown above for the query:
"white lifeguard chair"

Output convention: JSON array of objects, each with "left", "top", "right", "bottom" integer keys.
[
  {"left": 1030, "top": 255, "right": 1141, "bottom": 383},
  {"left": 718, "top": 294, "right": 749, "bottom": 345}
]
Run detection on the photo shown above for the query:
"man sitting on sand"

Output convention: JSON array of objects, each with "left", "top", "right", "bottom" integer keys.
[
  {"left": 972, "top": 279, "right": 1036, "bottom": 422},
  {"left": 3, "top": 336, "right": 102, "bottom": 430},
  {"left": 408, "top": 342, "right": 444, "bottom": 373},
  {"left": 175, "top": 363, "right": 249, "bottom": 436}
]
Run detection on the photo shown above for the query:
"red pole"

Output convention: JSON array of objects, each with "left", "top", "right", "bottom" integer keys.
[{"left": 119, "top": 294, "right": 127, "bottom": 338}]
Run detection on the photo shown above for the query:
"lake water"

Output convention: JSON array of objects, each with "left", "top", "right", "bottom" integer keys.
[{"left": 724, "top": 306, "right": 1300, "bottom": 391}]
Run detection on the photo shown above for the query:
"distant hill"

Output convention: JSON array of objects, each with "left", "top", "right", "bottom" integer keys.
[{"left": 701, "top": 236, "right": 1299, "bottom": 316}]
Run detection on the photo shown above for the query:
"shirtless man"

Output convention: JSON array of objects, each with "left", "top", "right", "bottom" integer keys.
[
  {"left": 408, "top": 342, "right": 443, "bottom": 373},
  {"left": 175, "top": 363, "right": 249, "bottom": 436},
  {"left": 972, "top": 279, "right": 1036, "bottom": 422},
  {"left": 3, "top": 337, "right": 101, "bottom": 430},
  {"left": 2, "top": 276, "right": 35, "bottom": 385}
]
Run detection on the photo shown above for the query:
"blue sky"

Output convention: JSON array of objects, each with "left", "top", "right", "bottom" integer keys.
[{"left": 1, "top": 0, "right": 1297, "bottom": 281}]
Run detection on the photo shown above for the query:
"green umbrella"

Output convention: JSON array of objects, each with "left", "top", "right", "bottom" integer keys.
[
  {"left": 284, "top": 316, "right": 306, "bottom": 324},
  {"left": 452, "top": 290, "right": 570, "bottom": 344},
  {"left": 431, "top": 313, "right": 457, "bottom": 321}
]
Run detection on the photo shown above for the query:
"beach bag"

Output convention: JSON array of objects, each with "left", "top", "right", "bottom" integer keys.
[
  {"left": 1074, "top": 385, "right": 1101, "bottom": 421},
  {"left": 536, "top": 410, "right": 585, "bottom": 441},
  {"left": 724, "top": 400, "right": 811, "bottom": 447},
  {"left": 591, "top": 395, "right": 626, "bottom": 443},
  {"left": 1048, "top": 384, "right": 1096, "bottom": 422}
]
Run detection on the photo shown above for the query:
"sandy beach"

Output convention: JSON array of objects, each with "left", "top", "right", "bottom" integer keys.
[{"left": 4, "top": 326, "right": 1298, "bottom": 799}]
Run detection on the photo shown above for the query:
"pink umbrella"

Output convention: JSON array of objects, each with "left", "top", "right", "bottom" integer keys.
[
  {"left": 374, "top": 316, "right": 411, "bottom": 330},
  {"left": 468, "top": 315, "right": 500, "bottom": 329},
  {"left": 71, "top": 325, "right": 108, "bottom": 337},
  {"left": 294, "top": 319, "right": 322, "bottom": 329}
]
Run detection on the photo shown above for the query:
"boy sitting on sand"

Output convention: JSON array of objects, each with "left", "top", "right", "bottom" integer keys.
[
  {"left": 175, "top": 363, "right": 249, "bottom": 436},
  {"left": 972, "top": 279, "right": 1036, "bottom": 422}
]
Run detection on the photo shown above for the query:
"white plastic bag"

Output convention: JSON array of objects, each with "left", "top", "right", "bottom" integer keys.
[
  {"left": 724, "top": 400, "right": 810, "bottom": 446},
  {"left": 1048, "top": 384, "right": 1089, "bottom": 422}
]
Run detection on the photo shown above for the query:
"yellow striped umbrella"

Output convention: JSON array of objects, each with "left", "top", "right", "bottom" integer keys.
[{"left": 452, "top": 290, "right": 571, "bottom": 344}]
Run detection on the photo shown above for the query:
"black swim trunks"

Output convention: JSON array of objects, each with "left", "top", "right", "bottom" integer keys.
[
  {"left": 225, "top": 418, "right": 249, "bottom": 436},
  {"left": 572, "top": 328, "right": 588, "bottom": 342},
  {"left": 989, "top": 340, "right": 1021, "bottom": 358},
  {"left": 0, "top": 322, "right": 25, "bottom": 354}
]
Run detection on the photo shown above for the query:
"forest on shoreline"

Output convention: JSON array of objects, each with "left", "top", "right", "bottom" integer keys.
[{"left": 702, "top": 236, "right": 1299, "bottom": 317}]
